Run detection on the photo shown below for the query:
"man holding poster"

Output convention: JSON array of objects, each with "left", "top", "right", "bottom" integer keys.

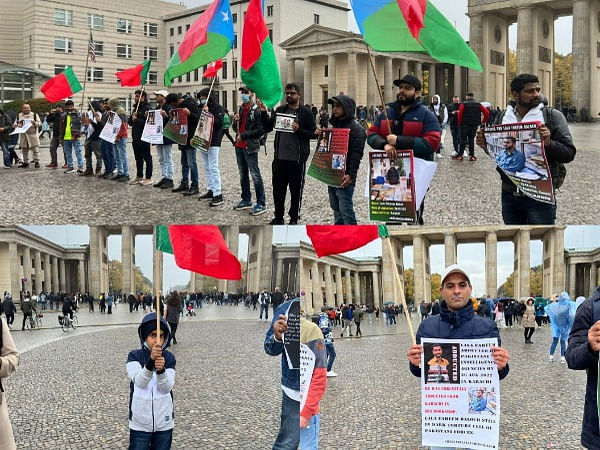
[{"left": 407, "top": 264, "right": 510, "bottom": 450}]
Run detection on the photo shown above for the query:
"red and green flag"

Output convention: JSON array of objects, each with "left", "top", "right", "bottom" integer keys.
[
  {"left": 40, "top": 67, "right": 82, "bottom": 102},
  {"left": 164, "top": 0, "right": 234, "bottom": 87},
  {"left": 350, "top": 0, "right": 482, "bottom": 71},
  {"left": 155, "top": 225, "right": 241, "bottom": 280},
  {"left": 116, "top": 60, "right": 152, "bottom": 87},
  {"left": 241, "top": 0, "right": 283, "bottom": 108},
  {"left": 306, "top": 225, "right": 389, "bottom": 258},
  {"left": 203, "top": 59, "right": 223, "bottom": 78}
]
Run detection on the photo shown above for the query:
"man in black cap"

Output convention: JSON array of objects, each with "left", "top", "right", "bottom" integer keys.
[{"left": 367, "top": 74, "right": 441, "bottom": 224}]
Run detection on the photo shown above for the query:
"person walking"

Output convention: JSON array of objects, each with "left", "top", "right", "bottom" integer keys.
[
  {"left": 455, "top": 92, "right": 489, "bottom": 161},
  {"left": 353, "top": 305, "right": 364, "bottom": 337},
  {"left": 222, "top": 109, "right": 235, "bottom": 145},
  {"left": 165, "top": 291, "right": 183, "bottom": 345},
  {"left": 522, "top": 297, "right": 536, "bottom": 344},
  {"left": 546, "top": 292, "right": 576, "bottom": 363},
  {"left": 2, "top": 294, "right": 16, "bottom": 328}
]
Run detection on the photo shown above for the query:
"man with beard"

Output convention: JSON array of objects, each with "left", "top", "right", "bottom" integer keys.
[
  {"left": 477, "top": 73, "right": 576, "bottom": 225},
  {"left": 367, "top": 75, "right": 441, "bottom": 224},
  {"left": 495, "top": 136, "right": 525, "bottom": 172},
  {"left": 260, "top": 83, "right": 316, "bottom": 225}
]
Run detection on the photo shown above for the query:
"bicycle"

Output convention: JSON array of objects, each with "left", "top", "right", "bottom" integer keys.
[
  {"left": 24, "top": 311, "right": 43, "bottom": 330},
  {"left": 59, "top": 313, "right": 78, "bottom": 332}
]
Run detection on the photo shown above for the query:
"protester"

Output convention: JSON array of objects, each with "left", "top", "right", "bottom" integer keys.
[
  {"left": 129, "top": 89, "right": 153, "bottom": 186},
  {"left": 456, "top": 92, "right": 488, "bottom": 161},
  {"left": 60, "top": 100, "right": 84, "bottom": 174},
  {"left": 151, "top": 90, "right": 175, "bottom": 190},
  {"left": 126, "top": 312, "right": 176, "bottom": 449},
  {"left": 522, "top": 297, "right": 536, "bottom": 344},
  {"left": 0, "top": 315, "right": 20, "bottom": 450},
  {"left": 428, "top": 94, "right": 447, "bottom": 159},
  {"left": 546, "top": 292, "right": 576, "bottom": 363},
  {"left": 97, "top": 99, "right": 115, "bottom": 178},
  {"left": 222, "top": 109, "right": 235, "bottom": 145},
  {"left": 0, "top": 109, "right": 13, "bottom": 169},
  {"left": 106, "top": 98, "right": 129, "bottom": 182},
  {"left": 81, "top": 102, "right": 103, "bottom": 176},
  {"left": 15, "top": 103, "right": 41, "bottom": 168},
  {"left": 446, "top": 96, "right": 461, "bottom": 156}
]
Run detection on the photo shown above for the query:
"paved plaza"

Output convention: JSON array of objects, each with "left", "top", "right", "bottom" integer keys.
[
  {"left": 319, "top": 314, "right": 587, "bottom": 449},
  {"left": 1, "top": 122, "right": 598, "bottom": 225},
  {"left": 5, "top": 304, "right": 284, "bottom": 449}
]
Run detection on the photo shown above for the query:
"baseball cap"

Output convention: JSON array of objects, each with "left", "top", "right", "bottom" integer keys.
[
  {"left": 238, "top": 85, "right": 250, "bottom": 93},
  {"left": 393, "top": 74, "right": 422, "bottom": 91},
  {"left": 441, "top": 264, "right": 471, "bottom": 285},
  {"left": 153, "top": 90, "right": 169, "bottom": 97}
]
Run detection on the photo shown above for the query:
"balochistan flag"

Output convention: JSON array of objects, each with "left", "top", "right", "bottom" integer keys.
[
  {"left": 40, "top": 67, "right": 82, "bottom": 102},
  {"left": 203, "top": 59, "right": 223, "bottom": 78},
  {"left": 155, "top": 225, "right": 242, "bottom": 280},
  {"left": 164, "top": 0, "right": 234, "bottom": 87},
  {"left": 241, "top": 0, "right": 283, "bottom": 108},
  {"left": 350, "top": 0, "right": 482, "bottom": 71},
  {"left": 306, "top": 225, "right": 389, "bottom": 258},
  {"left": 116, "top": 60, "right": 152, "bottom": 87}
]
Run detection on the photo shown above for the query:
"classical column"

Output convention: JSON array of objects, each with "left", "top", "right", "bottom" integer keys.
[
  {"left": 324, "top": 264, "right": 334, "bottom": 306},
  {"left": 553, "top": 228, "right": 565, "bottom": 294},
  {"left": 372, "top": 270, "right": 380, "bottom": 309},
  {"left": 311, "top": 261, "right": 321, "bottom": 311},
  {"left": 414, "top": 62, "right": 422, "bottom": 81},
  {"left": 121, "top": 226, "right": 134, "bottom": 294},
  {"left": 152, "top": 228, "right": 163, "bottom": 298},
  {"left": 327, "top": 53, "right": 337, "bottom": 98},
  {"left": 347, "top": 52, "right": 358, "bottom": 100},
  {"left": 297, "top": 257, "right": 304, "bottom": 296},
  {"left": 303, "top": 57, "right": 312, "bottom": 105},
  {"left": 78, "top": 260, "right": 86, "bottom": 293},
  {"left": 428, "top": 64, "right": 436, "bottom": 97},
  {"left": 518, "top": 229, "right": 530, "bottom": 298},
  {"left": 286, "top": 59, "right": 296, "bottom": 85},
  {"left": 259, "top": 226, "right": 273, "bottom": 293},
  {"left": 275, "top": 258, "right": 283, "bottom": 291},
  {"left": 444, "top": 233, "right": 456, "bottom": 268},
  {"left": 335, "top": 267, "right": 343, "bottom": 306},
  {"left": 8, "top": 243, "right": 20, "bottom": 298},
  {"left": 569, "top": 263, "right": 577, "bottom": 296},
  {"left": 52, "top": 256, "right": 59, "bottom": 294},
  {"left": 400, "top": 59, "right": 409, "bottom": 77},
  {"left": 344, "top": 269, "right": 352, "bottom": 303},
  {"left": 591, "top": 263, "right": 598, "bottom": 297},
  {"left": 572, "top": 0, "right": 591, "bottom": 111},
  {"left": 453, "top": 65, "right": 462, "bottom": 98},
  {"left": 89, "top": 226, "right": 101, "bottom": 296},
  {"left": 516, "top": 7, "right": 535, "bottom": 75},
  {"left": 34, "top": 250, "right": 42, "bottom": 294},
  {"left": 413, "top": 235, "right": 426, "bottom": 303},
  {"left": 59, "top": 259, "right": 66, "bottom": 292},
  {"left": 23, "top": 246, "right": 32, "bottom": 293},
  {"left": 486, "top": 231, "right": 498, "bottom": 298},
  {"left": 44, "top": 253, "right": 51, "bottom": 293},
  {"left": 467, "top": 13, "right": 484, "bottom": 97},
  {"left": 384, "top": 57, "right": 394, "bottom": 103},
  {"left": 367, "top": 55, "right": 376, "bottom": 107},
  {"left": 353, "top": 271, "right": 360, "bottom": 303}
]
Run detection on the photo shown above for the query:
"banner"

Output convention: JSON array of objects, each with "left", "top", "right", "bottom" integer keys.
[
  {"left": 283, "top": 300, "right": 300, "bottom": 370},
  {"left": 306, "top": 128, "right": 350, "bottom": 187},
  {"left": 274, "top": 113, "right": 296, "bottom": 133},
  {"left": 190, "top": 111, "right": 214, "bottom": 153},
  {"left": 421, "top": 338, "right": 500, "bottom": 450},
  {"left": 141, "top": 110, "right": 164, "bottom": 145},
  {"left": 484, "top": 122, "right": 554, "bottom": 204},
  {"left": 9, "top": 119, "right": 32, "bottom": 135},
  {"left": 99, "top": 111, "right": 122, "bottom": 144},
  {"left": 162, "top": 108, "right": 188, "bottom": 146}
]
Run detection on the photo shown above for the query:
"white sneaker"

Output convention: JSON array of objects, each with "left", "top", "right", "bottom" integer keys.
[
  {"left": 560, "top": 356, "right": 566, "bottom": 364},
  {"left": 549, "top": 355, "right": 554, "bottom": 362},
  {"left": 326, "top": 371, "right": 338, "bottom": 377},
  {"left": 435, "top": 153, "right": 443, "bottom": 160},
  {"left": 450, "top": 151, "right": 458, "bottom": 157}
]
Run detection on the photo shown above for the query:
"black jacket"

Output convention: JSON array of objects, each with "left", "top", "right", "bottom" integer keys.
[
  {"left": 233, "top": 103, "right": 264, "bottom": 154},
  {"left": 566, "top": 287, "right": 600, "bottom": 449},
  {"left": 46, "top": 111, "right": 62, "bottom": 138},
  {"left": 128, "top": 101, "right": 151, "bottom": 141},
  {"left": 180, "top": 96, "right": 200, "bottom": 149},
  {"left": 261, "top": 104, "right": 316, "bottom": 163},
  {"left": 328, "top": 95, "right": 366, "bottom": 181},
  {"left": 204, "top": 97, "right": 225, "bottom": 147},
  {"left": 447, "top": 103, "right": 460, "bottom": 127}
]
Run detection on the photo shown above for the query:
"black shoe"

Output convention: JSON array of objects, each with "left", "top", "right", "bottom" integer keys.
[
  {"left": 172, "top": 182, "right": 188, "bottom": 193},
  {"left": 183, "top": 185, "right": 199, "bottom": 196},
  {"left": 289, "top": 219, "right": 298, "bottom": 225},
  {"left": 118, "top": 175, "right": 130, "bottom": 182},
  {"left": 209, "top": 194, "right": 223, "bottom": 206},
  {"left": 80, "top": 169, "right": 93, "bottom": 177},
  {"left": 173, "top": 338, "right": 177, "bottom": 345},
  {"left": 269, "top": 218, "right": 284, "bottom": 225},
  {"left": 110, "top": 173, "right": 121, "bottom": 180},
  {"left": 154, "top": 178, "right": 165, "bottom": 188},
  {"left": 161, "top": 179, "right": 174, "bottom": 189},
  {"left": 199, "top": 190, "right": 213, "bottom": 199},
  {"left": 19, "top": 163, "right": 29, "bottom": 168},
  {"left": 34, "top": 162, "right": 40, "bottom": 168},
  {"left": 102, "top": 171, "right": 113, "bottom": 179}
]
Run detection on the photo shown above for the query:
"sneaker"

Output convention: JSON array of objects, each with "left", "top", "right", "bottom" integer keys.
[
  {"left": 209, "top": 195, "right": 223, "bottom": 206},
  {"left": 469, "top": 155, "right": 477, "bottom": 161},
  {"left": 19, "top": 163, "right": 29, "bottom": 168},
  {"left": 199, "top": 190, "right": 213, "bottom": 199},
  {"left": 118, "top": 175, "right": 130, "bottom": 182},
  {"left": 560, "top": 356, "right": 566, "bottom": 364},
  {"left": 102, "top": 171, "right": 114, "bottom": 179},
  {"left": 154, "top": 178, "right": 165, "bottom": 188},
  {"left": 129, "top": 177, "right": 142, "bottom": 185},
  {"left": 183, "top": 185, "right": 199, "bottom": 196},
  {"left": 172, "top": 182, "right": 188, "bottom": 193},
  {"left": 3, "top": 165, "right": 11, "bottom": 169},
  {"left": 161, "top": 179, "right": 174, "bottom": 189},
  {"left": 450, "top": 151, "right": 458, "bottom": 158},
  {"left": 435, "top": 153, "right": 443, "bottom": 160},
  {"left": 269, "top": 218, "right": 284, "bottom": 225},
  {"left": 62, "top": 164, "right": 69, "bottom": 169},
  {"left": 110, "top": 173, "right": 121, "bottom": 180},
  {"left": 549, "top": 355, "right": 554, "bottom": 362},
  {"left": 250, "top": 204, "right": 268, "bottom": 216},
  {"left": 77, "top": 168, "right": 84, "bottom": 174},
  {"left": 46, "top": 163, "right": 57, "bottom": 168},
  {"left": 79, "top": 169, "right": 93, "bottom": 177},
  {"left": 140, "top": 178, "right": 154, "bottom": 186},
  {"left": 64, "top": 167, "right": 75, "bottom": 174},
  {"left": 233, "top": 200, "right": 253, "bottom": 211},
  {"left": 34, "top": 162, "right": 40, "bottom": 168},
  {"left": 326, "top": 371, "right": 338, "bottom": 377}
]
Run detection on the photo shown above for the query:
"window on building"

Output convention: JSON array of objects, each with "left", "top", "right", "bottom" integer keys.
[
  {"left": 116, "top": 69, "right": 123, "bottom": 83},
  {"left": 314, "top": 14, "right": 320, "bottom": 24},
  {"left": 88, "top": 13, "right": 104, "bottom": 30},
  {"left": 94, "top": 41, "right": 104, "bottom": 57},
  {"left": 186, "top": 24, "right": 190, "bottom": 31},
  {"left": 117, "top": 44, "right": 132, "bottom": 59},
  {"left": 170, "top": 27, "right": 174, "bottom": 37},
  {"left": 178, "top": 76, "right": 182, "bottom": 83},
  {"left": 54, "top": 37, "right": 73, "bottom": 54},
  {"left": 117, "top": 18, "right": 132, "bottom": 34},
  {"left": 170, "top": 45, "right": 174, "bottom": 57},
  {"left": 119, "top": 98, "right": 129, "bottom": 111},
  {"left": 233, "top": 34, "right": 238, "bottom": 49},
  {"left": 324, "top": 65, "right": 328, "bottom": 77},
  {"left": 54, "top": 9, "right": 73, "bottom": 26},
  {"left": 86, "top": 67, "right": 104, "bottom": 82},
  {"left": 54, "top": 65, "right": 66, "bottom": 75},
  {"left": 268, "top": 28, "right": 273, "bottom": 43},
  {"left": 144, "top": 47, "right": 158, "bottom": 61},
  {"left": 144, "top": 22, "right": 158, "bottom": 38},
  {"left": 186, "top": 72, "right": 191, "bottom": 82},
  {"left": 232, "top": 13, "right": 237, "bottom": 23},
  {"left": 267, "top": 5, "right": 273, "bottom": 16},
  {"left": 232, "top": 60, "right": 238, "bottom": 79},
  {"left": 178, "top": 25, "right": 182, "bottom": 35},
  {"left": 194, "top": 69, "right": 199, "bottom": 82},
  {"left": 222, "top": 61, "right": 228, "bottom": 80},
  {"left": 222, "top": 90, "right": 227, "bottom": 110},
  {"left": 148, "top": 71, "right": 158, "bottom": 85}
]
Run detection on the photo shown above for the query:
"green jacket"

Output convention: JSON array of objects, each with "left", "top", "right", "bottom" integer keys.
[{"left": 222, "top": 113, "right": 231, "bottom": 129}]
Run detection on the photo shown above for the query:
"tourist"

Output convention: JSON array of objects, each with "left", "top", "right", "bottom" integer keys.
[
  {"left": 129, "top": 89, "right": 153, "bottom": 186},
  {"left": 2, "top": 293, "right": 16, "bottom": 328},
  {"left": 456, "top": 92, "right": 488, "bottom": 161},
  {"left": 0, "top": 314, "right": 20, "bottom": 450},
  {"left": 341, "top": 304, "right": 353, "bottom": 337},
  {"left": 546, "top": 292, "right": 576, "bottom": 363},
  {"left": 221, "top": 109, "right": 235, "bottom": 145},
  {"left": 522, "top": 297, "right": 536, "bottom": 344},
  {"left": 353, "top": 304, "right": 364, "bottom": 337},
  {"left": 318, "top": 306, "right": 337, "bottom": 377},
  {"left": 60, "top": 100, "right": 84, "bottom": 174},
  {"left": 428, "top": 94, "right": 447, "bottom": 159},
  {"left": 15, "top": 103, "right": 41, "bottom": 168},
  {"left": 165, "top": 291, "right": 183, "bottom": 345}
]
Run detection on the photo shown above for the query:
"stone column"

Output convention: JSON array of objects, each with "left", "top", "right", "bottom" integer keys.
[
  {"left": 303, "top": 57, "right": 312, "bottom": 105},
  {"left": 122, "top": 226, "right": 135, "bottom": 295},
  {"left": 44, "top": 253, "right": 51, "bottom": 293},
  {"left": 347, "top": 52, "right": 358, "bottom": 100},
  {"left": 275, "top": 258, "right": 283, "bottom": 291},
  {"left": 297, "top": 258, "right": 304, "bottom": 295},
  {"left": 400, "top": 59, "right": 409, "bottom": 77},
  {"left": 444, "top": 233, "right": 456, "bottom": 268},
  {"left": 23, "top": 246, "right": 32, "bottom": 293},
  {"left": 52, "top": 256, "right": 59, "bottom": 294},
  {"left": 553, "top": 228, "right": 565, "bottom": 294},
  {"left": 413, "top": 235, "right": 426, "bottom": 303},
  {"left": 259, "top": 226, "right": 273, "bottom": 294},
  {"left": 89, "top": 226, "right": 102, "bottom": 296},
  {"left": 428, "top": 64, "right": 436, "bottom": 97},
  {"left": 34, "top": 250, "right": 42, "bottom": 294},
  {"left": 328, "top": 54, "right": 337, "bottom": 97},
  {"left": 353, "top": 271, "right": 360, "bottom": 303},
  {"left": 372, "top": 270, "right": 381, "bottom": 309},
  {"left": 8, "top": 243, "right": 20, "bottom": 298},
  {"left": 367, "top": 55, "right": 377, "bottom": 107},
  {"left": 486, "top": 231, "right": 498, "bottom": 297},
  {"left": 59, "top": 259, "right": 66, "bottom": 292},
  {"left": 518, "top": 229, "right": 531, "bottom": 298},
  {"left": 311, "top": 260, "right": 322, "bottom": 311},
  {"left": 572, "top": 0, "right": 591, "bottom": 111},
  {"left": 344, "top": 269, "right": 352, "bottom": 303},
  {"left": 324, "top": 264, "right": 334, "bottom": 306},
  {"left": 569, "top": 263, "right": 577, "bottom": 296},
  {"left": 335, "top": 267, "right": 343, "bottom": 306},
  {"left": 414, "top": 62, "right": 422, "bottom": 81},
  {"left": 152, "top": 228, "right": 163, "bottom": 298},
  {"left": 591, "top": 263, "right": 598, "bottom": 297},
  {"left": 286, "top": 59, "right": 295, "bottom": 85},
  {"left": 467, "top": 13, "right": 484, "bottom": 98},
  {"left": 454, "top": 65, "right": 462, "bottom": 98},
  {"left": 384, "top": 57, "right": 394, "bottom": 103},
  {"left": 78, "top": 259, "right": 86, "bottom": 293},
  {"left": 516, "top": 7, "right": 535, "bottom": 75}
]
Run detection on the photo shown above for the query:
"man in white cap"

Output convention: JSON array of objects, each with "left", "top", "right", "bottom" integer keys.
[{"left": 407, "top": 264, "right": 510, "bottom": 450}]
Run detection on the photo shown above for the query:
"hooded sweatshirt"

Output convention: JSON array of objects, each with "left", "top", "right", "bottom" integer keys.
[
  {"left": 328, "top": 95, "right": 366, "bottom": 181},
  {"left": 108, "top": 97, "right": 128, "bottom": 140},
  {"left": 126, "top": 313, "right": 176, "bottom": 433},
  {"left": 429, "top": 95, "right": 447, "bottom": 126}
]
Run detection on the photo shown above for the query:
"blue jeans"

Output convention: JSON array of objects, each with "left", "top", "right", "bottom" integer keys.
[
  {"left": 115, "top": 137, "right": 128, "bottom": 176},
  {"left": 501, "top": 190, "right": 556, "bottom": 225},
  {"left": 1, "top": 141, "right": 10, "bottom": 167},
  {"left": 235, "top": 147, "right": 265, "bottom": 205},
  {"left": 101, "top": 140, "right": 114, "bottom": 173},
  {"left": 550, "top": 336, "right": 567, "bottom": 356},
  {"left": 180, "top": 146, "right": 198, "bottom": 186},
  {"left": 128, "top": 429, "right": 172, "bottom": 450},
  {"left": 273, "top": 392, "right": 299, "bottom": 450},
  {"left": 300, "top": 414, "right": 320, "bottom": 449},
  {"left": 200, "top": 146, "right": 221, "bottom": 195},
  {"left": 64, "top": 139, "right": 84, "bottom": 169},
  {"left": 113, "top": 140, "right": 120, "bottom": 173},
  {"left": 328, "top": 184, "right": 357, "bottom": 224},
  {"left": 326, "top": 343, "right": 336, "bottom": 372},
  {"left": 157, "top": 144, "right": 173, "bottom": 180}
]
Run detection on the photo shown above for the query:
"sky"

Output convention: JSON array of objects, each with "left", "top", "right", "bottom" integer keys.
[
  {"left": 173, "top": 0, "right": 573, "bottom": 55},
  {"left": 21, "top": 225, "right": 600, "bottom": 297}
]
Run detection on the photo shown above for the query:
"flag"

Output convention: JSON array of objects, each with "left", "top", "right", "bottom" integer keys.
[
  {"left": 155, "top": 225, "right": 242, "bottom": 280},
  {"left": 350, "top": 0, "right": 482, "bottom": 71},
  {"left": 203, "top": 59, "right": 223, "bottom": 78},
  {"left": 164, "top": 0, "right": 234, "bottom": 87},
  {"left": 306, "top": 225, "right": 389, "bottom": 258},
  {"left": 116, "top": 60, "right": 152, "bottom": 87},
  {"left": 241, "top": 0, "right": 283, "bottom": 108},
  {"left": 40, "top": 67, "right": 82, "bottom": 102},
  {"left": 88, "top": 32, "right": 96, "bottom": 63}
]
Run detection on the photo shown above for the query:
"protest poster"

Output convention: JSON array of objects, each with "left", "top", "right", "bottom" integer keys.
[
  {"left": 283, "top": 299, "right": 300, "bottom": 370},
  {"left": 421, "top": 338, "right": 500, "bottom": 450},
  {"left": 274, "top": 113, "right": 296, "bottom": 133},
  {"left": 9, "top": 119, "right": 32, "bottom": 135},
  {"left": 141, "top": 110, "right": 164, "bottom": 145},
  {"left": 300, "top": 343, "right": 315, "bottom": 411},
  {"left": 306, "top": 128, "right": 349, "bottom": 187},
  {"left": 190, "top": 111, "right": 214, "bottom": 153},
  {"left": 369, "top": 150, "right": 417, "bottom": 223},
  {"left": 484, "top": 122, "right": 554, "bottom": 204},
  {"left": 162, "top": 108, "right": 188, "bottom": 146},
  {"left": 99, "top": 111, "right": 122, "bottom": 144}
]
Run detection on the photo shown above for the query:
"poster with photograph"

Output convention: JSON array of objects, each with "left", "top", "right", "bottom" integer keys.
[
  {"left": 99, "top": 111, "right": 122, "bottom": 144},
  {"left": 300, "top": 343, "right": 315, "bottom": 412},
  {"left": 369, "top": 150, "right": 417, "bottom": 223},
  {"left": 141, "top": 110, "right": 164, "bottom": 145},
  {"left": 283, "top": 299, "right": 300, "bottom": 370},
  {"left": 274, "top": 113, "right": 296, "bottom": 133},
  {"left": 484, "top": 122, "right": 553, "bottom": 204},
  {"left": 306, "top": 128, "right": 350, "bottom": 187},
  {"left": 9, "top": 119, "right": 32, "bottom": 135},
  {"left": 421, "top": 338, "right": 500, "bottom": 450},
  {"left": 190, "top": 111, "right": 214, "bottom": 153},
  {"left": 162, "top": 108, "right": 188, "bottom": 146}
]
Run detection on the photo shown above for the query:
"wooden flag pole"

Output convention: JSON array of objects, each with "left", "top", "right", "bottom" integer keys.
[
  {"left": 157, "top": 293, "right": 161, "bottom": 345},
  {"left": 134, "top": 85, "right": 146, "bottom": 116},
  {"left": 366, "top": 44, "right": 391, "bottom": 130},
  {"left": 383, "top": 237, "right": 416, "bottom": 345},
  {"left": 80, "top": 35, "right": 91, "bottom": 111},
  {"left": 206, "top": 76, "right": 217, "bottom": 101}
]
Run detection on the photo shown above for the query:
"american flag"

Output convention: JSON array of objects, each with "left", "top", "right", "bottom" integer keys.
[{"left": 88, "top": 32, "right": 96, "bottom": 62}]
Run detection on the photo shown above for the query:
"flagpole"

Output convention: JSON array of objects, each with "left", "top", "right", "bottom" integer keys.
[
  {"left": 80, "top": 33, "right": 91, "bottom": 111},
  {"left": 157, "top": 292, "right": 161, "bottom": 345},
  {"left": 383, "top": 237, "right": 416, "bottom": 345},
  {"left": 206, "top": 76, "right": 216, "bottom": 101},
  {"left": 366, "top": 44, "right": 391, "bottom": 130},
  {"left": 134, "top": 85, "right": 145, "bottom": 115}
]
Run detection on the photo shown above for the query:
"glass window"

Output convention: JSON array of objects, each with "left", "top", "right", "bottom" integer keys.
[
  {"left": 54, "top": 37, "right": 73, "bottom": 54},
  {"left": 186, "top": 24, "right": 190, "bottom": 31},
  {"left": 86, "top": 67, "right": 104, "bottom": 82},
  {"left": 117, "top": 44, "right": 132, "bottom": 59},
  {"left": 170, "top": 45, "right": 174, "bottom": 57},
  {"left": 232, "top": 13, "right": 237, "bottom": 23},
  {"left": 267, "top": 5, "right": 273, "bottom": 16},
  {"left": 233, "top": 34, "right": 238, "bottom": 49},
  {"left": 144, "top": 22, "right": 158, "bottom": 38},
  {"left": 170, "top": 27, "right": 174, "bottom": 37},
  {"left": 94, "top": 41, "right": 104, "bottom": 57},
  {"left": 148, "top": 71, "right": 158, "bottom": 85},
  {"left": 54, "top": 9, "right": 73, "bottom": 26},
  {"left": 88, "top": 14, "right": 104, "bottom": 30},
  {"left": 268, "top": 28, "right": 273, "bottom": 43},
  {"left": 54, "top": 65, "right": 66, "bottom": 76},
  {"left": 178, "top": 26, "right": 182, "bottom": 35},
  {"left": 117, "top": 18, "right": 132, "bottom": 34},
  {"left": 222, "top": 61, "right": 228, "bottom": 80},
  {"left": 314, "top": 14, "right": 320, "bottom": 24},
  {"left": 144, "top": 47, "right": 158, "bottom": 61}
]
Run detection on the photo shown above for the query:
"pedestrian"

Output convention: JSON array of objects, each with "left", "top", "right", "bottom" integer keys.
[
  {"left": 522, "top": 297, "right": 536, "bottom": 344},
  {"left": 126, "top": 313, "right": 176, "bottom": 450},
  {"left": 340, "top": 304, "right": 353, "bottom": 337},
  {"left": 0, "top": 314, "right": 20, "bottom": 450},
  {"left": 107, "top": 292, "right": 113, "bottom": 314},
  {"left": 222, "top": 109, "right": 235, "bottom": 145},
  {"left": 129, "top": 89, "right": 153, "bottom": 186},
  {"left": 20, "top": 295, "right": 33, "bottom": 330},
  {"left": 504, "top": 300, "right": 515, "bottom": 328},
  {"left": 2, "top": 294, "right": 16, "bottom": 328},
  {"left": 259, "top": 290, "right": 269, "bottom": 320},
  {"left": 318, "top": 306, "right": 337, "bottom": 377},
  {"left": 107, "top": 97, "right": 129, "bottom": 182},
  {"left": 88, "top": 293, "right": 95, "bottom": 312},
  {"left": 14, "top": 103, "right": 42, "bottom": 168},
  {"left": 151, "top": 90, "right": 175, "bottom": 190},
  {"left": 420, "top": 301, "right": 430, "bottom": 322},
  {"left": 165, "top": 291, "right": 183, "bottom": 345},
  {"left": 494, "top": 301, "right": 504, "bottom": 328},
  {"left": 428, "top": 94, "right": 447, "bottom": 159},
  {"left": 0, "top": 108, "right": 14, "bottom": 168},
  {"left": 534, "top": 297, "right": 546, "bottom": 327},
  {"left": 353, "top": 304, "right": 364, "bottom": 337},
  {"left": 546, "top": 292, "right": 576, "bottom": 363},
  {"left": 446, "top": 96, "right": 461, "bottom": 157},
  {"left": 455, "top": 92, "right": 488, "bottom": 161},
  {"left": 99, "top": 294, "right": 106, "bottom": 313}
]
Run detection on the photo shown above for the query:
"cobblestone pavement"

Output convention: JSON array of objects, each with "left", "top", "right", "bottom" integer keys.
[
  {"left": 5, "top": 307, "right": 283, "bottom": 449},
  {"left": 2, "top": 122, "right": 598, "bottom": 225},
  {"left": 319, "top": 315, "right": 587, "bottom": 449}
]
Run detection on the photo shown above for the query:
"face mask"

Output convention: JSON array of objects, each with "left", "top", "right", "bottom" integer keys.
[
  {"left": 200, "top": 99, "right": 207, "bottom": 105},
  {"left": 241, "top": 94, "right": 250, "bottom": 103}
]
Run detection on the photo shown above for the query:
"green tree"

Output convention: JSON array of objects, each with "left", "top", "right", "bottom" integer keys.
[
  {"left": 403, "top": 268, "right": 414, "bottom": 300},
  {"left": 431, "top": 273, "right": 441, "bottom": 298},
  {"left": 497, "top": 265, "right": 543, "bottom": 298},
  {"left": 108, "top": 259, "right": 152, "bottom": 294},
  {"left": 554, "top": 52, "right": 573, "bottom": 109}
]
